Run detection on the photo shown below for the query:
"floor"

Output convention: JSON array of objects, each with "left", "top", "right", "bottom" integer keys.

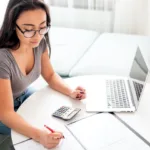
[{"left": 0, "top": 135, "right": 15, "bottom": 150}]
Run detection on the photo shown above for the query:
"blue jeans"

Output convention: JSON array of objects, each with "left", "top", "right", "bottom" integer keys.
[{"left": 0, "top": 88, "right": 36, "bottom": 135}]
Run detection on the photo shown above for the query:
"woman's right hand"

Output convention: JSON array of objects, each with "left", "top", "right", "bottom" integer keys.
[{"left": 38, "top": 129, "right": 64, "bottom": 149}]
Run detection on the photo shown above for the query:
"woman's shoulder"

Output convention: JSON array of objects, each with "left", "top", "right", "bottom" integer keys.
[
  {"left": 0, "top": 48, "right": 11, "bottom": 64},
  {"left": 0, "top": 48, "right": 12, "bottom": 78},
  {"left": 0, "top": 48, "right": 8, "bottom": 56}
]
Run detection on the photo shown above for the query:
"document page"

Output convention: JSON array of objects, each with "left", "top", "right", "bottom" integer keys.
[
  {"left": 14, "top": 122, "right": 85, "bottom": 150},
  {"left": 67, "top": 113, "right": 150, "bottom": 150}
]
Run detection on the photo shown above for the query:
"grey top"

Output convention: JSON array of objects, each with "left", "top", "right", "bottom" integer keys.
[{"left": 0, "top": 39, "right": 47, "bottom": 100}]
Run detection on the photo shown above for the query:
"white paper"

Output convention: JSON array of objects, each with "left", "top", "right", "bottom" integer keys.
[
  {"left": 14, "top": 122, "right": 84, "bottom": 150},
  {"left": 67, "top": 113, "right": 150, "bottom": 150}
]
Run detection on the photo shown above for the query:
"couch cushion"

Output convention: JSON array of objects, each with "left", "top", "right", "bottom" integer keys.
[
  {"left": 50, "top": 27, "right": 99, "bottom": 76},
  {"left": 69, "top": 33, "right": 150, "bottom": 77}
]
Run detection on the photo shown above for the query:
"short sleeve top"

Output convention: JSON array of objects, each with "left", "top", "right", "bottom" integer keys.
[{"left": 0, "top": 38, "right": 47, "bottom": 99}]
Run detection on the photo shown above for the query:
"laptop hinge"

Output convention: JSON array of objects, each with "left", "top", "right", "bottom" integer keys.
[{"left": 127, "top": 80, "right": 136, "bottom": 108}]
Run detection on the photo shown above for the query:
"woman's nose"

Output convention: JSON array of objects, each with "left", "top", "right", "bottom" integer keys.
[{"left": 34, "top": 31, "right": 41, "bottom": 39}]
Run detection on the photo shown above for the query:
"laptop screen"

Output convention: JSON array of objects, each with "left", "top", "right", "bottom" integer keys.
[
  {"left": 129, "top": 47, "right": 148, "bottom": 82},
  {"left": 129, "top": 47, "right": 148, "bottom": 101}
]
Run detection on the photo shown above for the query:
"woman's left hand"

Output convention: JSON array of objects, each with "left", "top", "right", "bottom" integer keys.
[{"left": 69, "top": 86, "right": 86, "bottom": 100}]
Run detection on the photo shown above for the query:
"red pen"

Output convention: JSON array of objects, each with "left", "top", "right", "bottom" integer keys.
[
  {"left": 44, "top": 125, "right": 55, "bottom": 133},
  {"left": 44, "top": 125, "right": 65, "bottom": 138}
]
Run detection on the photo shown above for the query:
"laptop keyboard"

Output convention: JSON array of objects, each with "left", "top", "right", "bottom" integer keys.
[
  {"left": 133, "top": 81, "right": 143, "bottom": 100},
  {"left": 106, "top": 80, "right": 130, "bottom": 108}
]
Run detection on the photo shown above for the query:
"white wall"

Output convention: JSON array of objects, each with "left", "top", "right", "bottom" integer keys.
[
  {"left": 135, "top": 0, "right": 148, "bottom": 35},
  {"left": 0, "top": 0, "right": 149, "bottom": 35},
  {"left": 0, "top": 1, "right": 9, "bottom": 26},
  {"left": 113, "top": 0, "right": 136, "bottom": 34},
  {"left": 50, "top": 7, "right": 113, "bottom": 32},
  {"left": 49, "top": 0, "right": 149, "bottom": 35},
  {"left": 148, "top": 0, "right": 150, "bottom": 35},
  {"left": 114, "top": 0, "right": 148, "bottom": 35}
]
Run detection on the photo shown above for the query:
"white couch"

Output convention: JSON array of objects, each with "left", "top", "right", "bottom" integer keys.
[
  {"left": 50, "top": 27, "right": 99, "bottom": 76},
  {"left": 69, "top": 33, "right": 150, "bottom": 77},
  {"left": 30, "top": 27, "right": 150, "bottom": 90}
]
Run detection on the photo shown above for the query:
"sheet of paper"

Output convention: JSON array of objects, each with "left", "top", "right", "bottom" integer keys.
[
  {"left": 14, "top": 122, "right": 85, "bottom": 150},
  {"left": 67, "top": 113, "right": 150, "bottom": 150}
]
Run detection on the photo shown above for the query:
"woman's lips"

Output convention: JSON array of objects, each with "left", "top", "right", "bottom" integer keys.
[{"left": 30, "top": 41, "right": 39, "bottom": 44}]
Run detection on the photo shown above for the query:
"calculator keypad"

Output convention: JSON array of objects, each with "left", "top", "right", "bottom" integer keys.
[{"left": 52, "top": 106, "right": 81, "bottom": 120}]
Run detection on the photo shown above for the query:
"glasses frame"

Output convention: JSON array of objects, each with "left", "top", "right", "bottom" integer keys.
[{"left": 16, "top": 24, "right": 50, "bottom": 38}]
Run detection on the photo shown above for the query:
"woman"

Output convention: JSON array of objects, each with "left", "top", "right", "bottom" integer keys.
[{"left": 0, "top": 0, "right": 86, "bottom": 149}]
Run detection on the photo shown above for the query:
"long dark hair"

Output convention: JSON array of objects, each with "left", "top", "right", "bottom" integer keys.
[{"left": 0, "top": 0, "right": 51, "bottom": 55}]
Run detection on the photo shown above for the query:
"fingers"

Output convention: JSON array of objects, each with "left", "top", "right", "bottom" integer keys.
[
  {"left": 75, "top": 88, "right": 86, "bottom": 100},
  {"left": 53, "top": 132, "right": 64, "bottom": 139},
  {"left": 45, "top": 143, "right": 59, "bottom": 149},
  {"left": 48, "top": 137, "right": 61, "bottom": 144},
  {"left": 44, "top": 142, "right": 59, "bottom": 149},
  {"left": 40, "top": 130, "right": 64, "bottom": 149},
  {"left": 76, "top": 86, "right": 86, "bottom": 92},
  {"left": 76, "top": 93, "right": 86, "bottom": 99},
  {"left": 76, "top": 86, "right": 86, "bottom": 95},
  {"left": 76, "top": 93, "right": 83, "bottom": 100},
  {"left": 80, "top": 93, "right": 86, "bottom": 99},
  {"left": 43, "top": 132, "right": 63, "bottom": 149},
  {"left": 76, "top": 93, "right": 86, "bottom": 100},
  {"left": 70, "top": 86, "right": 86, "bottom": 100},
  {"left": 47, "top": 132, "right": 64, "bottom": 143}
]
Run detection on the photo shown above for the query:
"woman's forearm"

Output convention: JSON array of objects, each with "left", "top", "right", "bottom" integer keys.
[
  {"left": 47, "top": 73, "right": 73, "bottom": 96},
  {"left": 1, "top": 111, "right": 41, "bottom": 141}
]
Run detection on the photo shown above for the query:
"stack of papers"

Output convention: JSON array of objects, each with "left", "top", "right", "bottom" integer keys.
[{"left": 67, "top": 113, "right": 150, "bottom": 150}]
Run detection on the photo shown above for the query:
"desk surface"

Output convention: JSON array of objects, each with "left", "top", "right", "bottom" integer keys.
[
  {"left": 12, "top": 75, "right": 98, "bottom": 145},
  {"left": 115, "top": 82, "right": 150, "bottom": 143},
  {"left": 11, "top": 75, "right": 150, "bottom": 149}
]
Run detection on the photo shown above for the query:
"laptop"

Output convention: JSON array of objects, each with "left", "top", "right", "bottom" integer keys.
[{"left": 86, "top": 47, "right": 149, "bottom": 112}]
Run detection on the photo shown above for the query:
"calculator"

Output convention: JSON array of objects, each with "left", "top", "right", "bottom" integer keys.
[{"left": 52, "top": 106, "right": 81, "bottom": 121}]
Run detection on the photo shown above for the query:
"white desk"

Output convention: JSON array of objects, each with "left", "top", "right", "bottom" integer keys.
[
  {"left": 11, "top": 76, "right": 98, "bottom": 145},
  {"left": 11, "top": 75, "right": 150, "bottom": 149},
  {"left": 115, "top": 81, "right": 150, "bottom": 143}
]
